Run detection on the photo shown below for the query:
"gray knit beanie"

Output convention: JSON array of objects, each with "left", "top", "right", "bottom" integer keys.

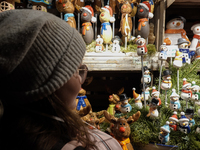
[{"left": 0, "top": 9, "right": 86, "bottom": 104}]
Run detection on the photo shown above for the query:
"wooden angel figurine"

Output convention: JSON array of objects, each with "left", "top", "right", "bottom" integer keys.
[
  {"left": 74, "top": 88, "right": 92, "bottom": 117},
  {"left": 159, "top": 121, "right": 170, "bottom": 144},
  {"left": 0, "top": 0, "right": 20, "bottom": 12},
  {"left": 146, "top": 98, "right": 159, "bottom": 118},
  {"left": 119, "top": 93, "right": 132, "bottom": 114},
  {"left": 132, "top": 88, "right": 143, "bottom": 109},
  {"left": 81, "top": 5, "right": 96, "bottom": 44},
  {"left": 104, "top": 111, "right": 141, "bottom": 150},
  {"left": 95, "top": 35, "right": 104, "bottom": 52},
  {"left": 56, "top": 0, "right": 76, "bottom": 28},
  {"left": 136, "top": 1, "right": 153, "bottom": 39}
]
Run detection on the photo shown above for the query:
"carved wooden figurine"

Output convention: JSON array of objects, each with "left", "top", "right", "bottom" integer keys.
[
  {"left": 136, "top": 1, "right": 153, "bottom": 39},
  {"left": 56, "top": 0, "right": 76, "bottom": 28},
  {"left": 104, "top": 110, "right": 141, "bottom": 150},
  {"left": 81, "top": 5, "right": 96, "bottom": 44},
  {"left": 0, "top": 0, "right": 20, "bottom": 12},
  {"left": 74, "top": 88, "right": 92, "bottom": 117}
]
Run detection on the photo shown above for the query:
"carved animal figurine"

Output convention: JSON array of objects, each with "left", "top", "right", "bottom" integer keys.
[
  {"left": 118, "top": 0, "right": 134, "bottom": 43},
  {"left": 141, "top": 66, "right": 151, "bottom": 85},
  {"left": 181, "top": 78, "right": 192, "bottom": 108},
  {"left": 146, "top": 98, "right": 159, "bottom": 118},
  {"left": 82, "top": 111, "right": 105, "bottom": 129},
  {"left": 56, "top": 0, "right": 76, "bottom": 28},
  {"left": 159, "top": 121, "right": 170, "bottom": 144},
  {"left": 179, "top": 112, "right": 191, "bottom": 134},
  {"left": 161, "top": 70, "right": 172, "bottom": 91},
  {"left": 177, "top": 38, "right": 195, "bottom": 65},
  {"left": 169, "top": 111, "right": 178, "bottom": 131},
  {"left": 104, "top": 110, "right": 141, "bottom": 150},
  {"left": 95, "top": 35, "right": 104, "bottom": 52},
  {"left": 0, "top": 0, "right": 20, "bottom": 12},
  {"left": 74, "top": 88, "right": 92, "bottom": 117},
  {"left": 99, "top": 5, "right": 115, "bottom": 50},
  {"left": 136, "top": 1, "right": 153, "bottom": 39},
  {"left": 141, "top": 0, "right": 154, "bottom": 13},
  {"left": 164, "top": 16, "right": 190, "bottom": 46},
  {"left": 170, "top": 89, "right": 181, "bottom": 111},
  {"left": 81, "top": 5, "right": 96, "bottom": 44},
  {"left": 136, "top": 35, "right": 148, "bottom": 56},
  {"left": 151, "top": 86, "right": 161, "bottom": 106},
  {"left": 119, "top": 93, "right": 132, "bottom": 114},
  {"left": 185, "top": 108, "right": 195, "bottom": 127},
  {"left": 29, "top": 0, "right": 51, "bottom": 12},
  {"left": 190, "top": 23, "right": 200, "bottom": 53},
  {"left": 158, "top": 43, "right": 168, "bottom": 61},
  {"left": 132, "top": 88, "right": 143, "bottom": 109}
]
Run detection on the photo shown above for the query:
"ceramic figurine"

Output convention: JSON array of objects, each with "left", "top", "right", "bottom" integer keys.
[
  {"left": 185, "top": 108, "right": 195, "bottom": 127},
  {"left": 119, "top": 93, "right": 132, "bottom": 114},
  {"left": 118, "top": 0, "right": 135, "bottom": 43},
  {"left": 74, "top": 88, "right": 92, "bottom": 117},
  {"left": 29, "top": 0, "right": 51, "bottom": 12},
  {"left": 146, "top": 98, "right": 159, "bottom": 118},
  {"left": 104, "top": 111, "right": 141, "bottom": 150},
  {"left": 99, "top": 5, "right": 115, "bottom": 51},
  {"left": 158, "top": 43, "right": 168, "bottom": 61},
  {"left": 136, "top": 35, "right": 148, "bottom": 56},
  {"left": 189, "top": 23, "right": 200, "bottom": 52},
  {"left": 170, "top": 89, "right": 181, "bottom": 111},
  {"left": 111, "top": 38, "right": 121, "bottom": 53},
  {"left": 179, "top": 112, "right": 191, "bottom": 134},
  {"left": 173, "top": 49, "right": 183, "bottom": 68},
  {"left": 181, "top": 78, "right": 192, "bottom": 109},
  {"left": 159, "top": 121, "right": 170, "bottom": 144},
  {"left": 56, "top": 0, "right": 76, "bottom": 28},
  {"left": 169, "top": 111, "right": 178, "bottom": 131},
  {"left": 177, "top": 38, "right": 195, "bottom": 65},
  {"left": 136, "top": 1, "right": 153, "bottom": 39},
  {"left": 141, "top": 66, "right": 151, "bottom": 85},
  {"left": 190, "top": 81, "right": 200, "bottom": 107},
  {"left": 132, "top": 88, "right": 143, "bottom": 109},
  {"left": 81, "top": 5, "right": 96, "bottom": 44},
  {"left": 151, "top": 86, "right": 161, "bottom": 106},
  {"left": 95, "top": 35, "right": 104, "bottom": 52},
  {"left": 196, "top": 125, "right": 200, "bottom": 133},
  {"left": 164, "top": 16, "right": 190, "bottom": 45},
  {"left": 141, "top": 83, "right": 151, "bottom": 102},
  {"left": 161, "top": 70, "right": 172, "bottom": 91},
  {"left": 196, "top": 46, "right": 200, "bottom": 59}
]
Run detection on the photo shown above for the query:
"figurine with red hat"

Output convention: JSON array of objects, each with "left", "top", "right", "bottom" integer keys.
[
  {"left": 189, "top": 22, "right": 200, "bottom": 53},
  {"left": 159, "top": 121, "right": 170, "bottom": 144},
  {"left": 136, "top": 1, "right": 153, "bottom": 39},
  {"left": 136, "top": 35, "right": 148, "bottom": 56},
  {"left": 190, "top": 81, "right": 200, "bottom": 108},
  {"left": 133, "top": 88, "right": 143, "bottom": 109},
  {"left": 169, "top": 111, "right": 178, "bottom": 131},
  {"left": 119, "top": 93, "right": 132, "bottom": 114},
  {"left": 179, "top": 112, "right": 191, "bottom": 134},
  {"left": 151, "top": 86, "right": 161, "bottom": 106},
  {"left": 181, "top": 78, "right": 192, "bottom": 109},
  {"left": 146, "top": 98, "right": 159, "bottom": 118},
  {"left": 81, "top": 5, "right": 96, "bottom": 44},
  {"left": 99, "top": 5, "right": 115, "bottom": 51},
  {"left": 170, "top": 89, "right": 181, "bottom": 111}
]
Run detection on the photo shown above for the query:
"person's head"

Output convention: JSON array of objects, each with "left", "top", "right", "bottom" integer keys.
[{"left": 0, "top": 9, "right": 93, "bottom": 150}]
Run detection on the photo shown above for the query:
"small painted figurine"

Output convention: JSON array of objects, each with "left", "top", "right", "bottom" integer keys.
[
  {"left": 169, "top": 111, "right": 178, "bottom": 131},
  {"left": 190, "top": 81, "right": 200, "bottom": 106},
  {"left": 179, "top": 112, "right": 191, "bottom": 134},
  {"left": 119, "top": 93, "right": 132, "bottom": 114},
  {"left": 151, "top": 86, "right": 161, "bottom": 106},
  {"left": 29, "top": 0, "right": 51, "bottom": 12},
  {"left": 181, "top": 78, "right": 192, "bottom": 108},
  {"left": 177, "top": 38, "right": 195, "bottom": 65},
  {"left": 164, "top": 16, "right": 190, "bottom": 45},
  {"left": 161, "top": 70, "right": 172, "bottom": 91},
  {"left": 141, "top": 83, "right": 151, "bottom": 102},
  {"left": 141, "top": 0, "right": 154, "bottom": 13},
  {"left": 141, "top": 66, "right": 151, "bottom": 85},
  {"left": 173, "top": 49, "right": 183, "bottom": 68},
  {"left": 185, "top": 108, "right": 195, "bottom": 127},
  {"left": 189, "top": 23, "right": 200, "bottom": 52},
  {"left": 158, "top": 43, "right": 168, "bottom": 61},
  {"left": 146, "top": 98, "right": 159, "bottom": 118},
  {"left": 100, "top": 5, "right": 115, "bottom": 49},
  {"left": 95, "top": 35, "right": 104, "bottom": 52},
  {"left": 136, "top": 1, "right": 153, "bottom": 39},
  {"left": 74, "top": 88, "right": 92, "bottom": 117},
  {"left": 136, "top": 35, "right": 148, "bottom": 56},
  {"left": 132, "top": 88, "right": 143, "bottom": 109},
  {"left": 81, "top": 5, "right": 96, "bottom": 44},
  {"left": 111, "top": 38, "right": 121, "bottom": 53},
  {"left": 159, "top": 121, "right": 170, "bottom": 144},
  {"left": 170, "top": 89, "right": 181, "bottom": 111},
  {"left": 104, "top": 111, "right": 141, "bottom": 150}
]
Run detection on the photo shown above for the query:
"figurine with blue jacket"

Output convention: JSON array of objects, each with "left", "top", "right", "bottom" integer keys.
[
  {"left": 159, "top": 121, "right": 170, "bottom": 144},
  {"left": 179, "top": 112, "right": 191, "bottom": 134},
  {"left": 141, "top": 66, "right": 151, "bottom": 85},
  {"left": 119, "top": 93, "right": 132, "bottom": 114},
  {"left": 170, "top": 89, "right": 181, "bottom": 111}
]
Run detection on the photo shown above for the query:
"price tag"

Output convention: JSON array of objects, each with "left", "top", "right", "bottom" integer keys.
[{"left": 166, "top": 45, "right": 178, "bottom": 58}]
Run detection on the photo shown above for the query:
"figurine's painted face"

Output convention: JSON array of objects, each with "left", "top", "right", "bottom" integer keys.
[
  {"left": 166, "top": 19, "right": 184, "bottom": 29},
  {"left": 81, "top": 9, "right": 92, "bottom": 22},
  {"left": 144, "top": 70, "right": 150, "bottom": 75},
  {"left": 121, "top": 1, "right": 132, "bottom": 14},
  {"left": 160, "top": 129, "right": 168, "bottom": 136},
  {"left": 185, "top": 114, "right": 193, "bottom": 120},
  {"left": 163, "top": 75, "right": 171, "bottom": 80},
  {"left": 169, "top": 120, "right": 176, "bottom": 125},
  {"left": 171, "top": 96, "right": 179, "bottom": 101},
  {"left": 179, "top": 121, "right": 189, "bottom": 127},
  {"left": 99, "top": 10, "right": 110, "bottom": 23},
  {"left": 178, "top": 43, "right": 188, "bottom": 49},
  {"left": 121, "top": 99, "right": 129, "bottom": 105},
  {"left": 160, "top": 45, "right": 168, "bottom": 51},
  {"left": 137, "top": 4, "right": 149, "bottom": 18},
  {"left": 193, "top": 26, "right": 200, "bottom": 34},
  {"left": 192, "top": 86, "right": 199, "bottom": 92}
]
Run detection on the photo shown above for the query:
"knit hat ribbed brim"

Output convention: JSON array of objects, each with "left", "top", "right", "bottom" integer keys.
[{"left": 0, "top": 9, "right": 86, "bottom": 103}]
